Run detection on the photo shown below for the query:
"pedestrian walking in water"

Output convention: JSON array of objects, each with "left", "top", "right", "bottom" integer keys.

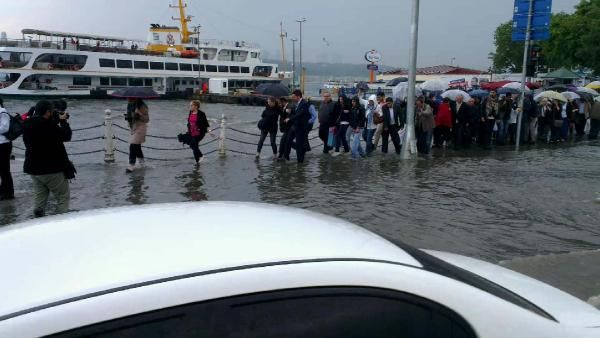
[
  {"left": 23, "top": 100, "right": 72, "bottom": 217},
  {"left": 256, "top": 97, "right": 281, "bottom": 159},
  {"left": 381, "top": 97, "right": 402, "bottom": 155},
  {"left": 127, "top": 99, "right": 149, "bottom": 173},
  {"left": 372, "top": 92, "right": 386, "bottom": 150},
  {"left": 416, "top": 98, "right": 435, "bottom": 155},
  {"left": 318, "top": 92, "right": 336, "bottom": 154},
  {"left": 349, "top": 96, "right": 366, "bottom": 158},
  {"left": 283, "top": 90, "right": 311, "bottom": 163},
  {"left": 589, "top": 100, "right": 600, "bottom": 140},
  {"left": 187, "top": 100, "right": 210, "bottom": 164},
  {"left": 434, "top": 98, "right": 453, "bottom": 148},
  {"left": 277, "top": 97, "right": 291, "bottom": 160},
  {"left": 334, "top": 95, "right": 351, "bottom": 154},
  {"left": 0, "top": 98, "right": 15, "bottom": 201},
  {"left": 362, "top": 95, "right": 378, "bottom": 153}
]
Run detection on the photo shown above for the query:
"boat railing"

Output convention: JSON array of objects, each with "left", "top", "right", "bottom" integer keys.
[{"left": 197, "top": 39, "right": 260, "bottom": 49}]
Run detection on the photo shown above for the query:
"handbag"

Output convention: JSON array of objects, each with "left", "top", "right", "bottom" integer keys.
[
  {"left": 177, "top": 132, "right": 192, "bottom": 146},
  {"left": 553, "top": 120, "right": 564, "bottom": 128},
  {"left": 257, "top": 118, "right": 266, "bottom": 131},
  {"left": 64, "top": 161, "right": 77, "bottom": 180},
  {"left": 373, "top": 113, "right": 384, "bottom": 125}
]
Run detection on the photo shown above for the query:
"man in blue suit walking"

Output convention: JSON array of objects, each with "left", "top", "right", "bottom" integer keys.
[{"left": 284, "top": 90, "right": 311, "bottom": 163}]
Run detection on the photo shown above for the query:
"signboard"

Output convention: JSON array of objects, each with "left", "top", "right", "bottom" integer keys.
[
  {"left": 448, "top": 78, "right": 468, "bottom": 89},
  {"left": 511, "top": 0, "right": 552, "bottom": 42},
  {"left": 365, "top": 50, "right": 382, "bottom": 63},
  {"left": 367, "top": 64, "right": 379, "bottom": 71}
]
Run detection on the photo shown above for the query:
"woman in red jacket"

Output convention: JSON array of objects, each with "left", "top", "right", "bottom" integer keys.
[{"left": 434, "top": 98, "right": 453, "bottom": 148}]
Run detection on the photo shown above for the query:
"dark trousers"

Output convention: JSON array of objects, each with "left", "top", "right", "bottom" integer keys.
[
  {"left": 319, "top": 124, "right": 331, "bottom": 153},
  {"left": 433, "top": 126, "right": 451, "bottom": 147},
  {"left": 382, "top": 126, "right": 401, "bottom": 154},
  {"left": 286, "top": 126, "right": 308, "bottom": 163},
  {"left": 589, "top": 119, "right": 600, "bottom": 140},
  {"left": 129, "top": 144, "right": 144, "bottom": 165},
  {"left": 0, "top": 142, "right": 14, "bottom": 198},
  {"left": 278, "top": 130, "right": 290, "bottom": 158},
  {"left": 257, "top": 130, "right": 277, "bottom": 155},
  {"left": 190, "top": 135, "right": 204, "bottom": 162},
  {"left": 575, "top": 115, "right": 587, "bottom": 137},
  {"left": 304, "top": 123, "right": 313, "bottom": 152},
  {"left": 335, "top": 124, "right": 350, "bottom": 152},
  {"left": 454, "top": 123, "right": 471, "bottom": 149},
  {"left": 481, "top": 119, "right": 495, "bottom": 147}
]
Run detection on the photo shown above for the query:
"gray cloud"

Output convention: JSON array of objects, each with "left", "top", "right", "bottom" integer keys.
[{"left": 2, "top": 0, "right": 579, "bottom": 70}]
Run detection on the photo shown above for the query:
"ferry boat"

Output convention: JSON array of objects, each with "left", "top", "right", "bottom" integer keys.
[{"left": 0, "top": 0, "right": 282, "bottom": 98}]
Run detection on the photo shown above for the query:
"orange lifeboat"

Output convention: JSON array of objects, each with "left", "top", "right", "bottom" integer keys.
[{"left": 180, "top": 50, "right": 199, "bottom": 58}]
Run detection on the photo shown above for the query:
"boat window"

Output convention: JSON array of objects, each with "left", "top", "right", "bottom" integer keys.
[
  {"left": 241, "top": 67, "right": 250, "bottom": 74},
  {"left": 100, "top": 77, "right": 110, "bottom": 86},
  {"left": 165, "top": 63, "right": 178, "bottom": 71},
  {"left": 250, "top": 52, "right": 258, "bottom": 58},
  {"left": 18, "top": 75, "right": 57, "bottom": 90},
  {"left": 33, "top": 53, "right": 87, "bottom": 71},
  {"left": 128, "top": 78, "right": 144, "bottom": 87},
  {"left": 134, "top": 61, "right": 149, "bottom": 70},
  {"left": 0, "top": 72, "right": 21, "bottom": 89},
  {"left": 218, "top": 65, "right": 228, "bottom": 73},
  {"left": 150, "top": 62, "right": 164, "bottom": 70},
  {"left": 205, "top": 65, "right": 218, "bottom": 73},
  {"left": 233, "top": 51, "right": 248, "bottom": 62},
  {"left": 99, "top": 59, "right": 115, "bottom": 68},
  {"left": 0, "top": 52, "right": 32, "bottom": 69},
  {"left": 193, "top": 64, "right": 205, "bottom": 72},
  {"left": 179, "top": 63, "right": 192, "bottom": 71},
  {"left": 116, "top": 60, "right": 133, "bottom": 69},
  {"left": 252, "top": 66, "right": 272, "bottom": 77},
  {"left": 229, "top": 66, "right": 240, "bottom": 74},
  {"left": 144, "top": 79, "right": 153, "bottom": 87},
  {"left": 72, "top": 77, "right": 91, "bottom": 86},
  {"left": 111, "top": 78, "right": 127, "bottom": 86}
]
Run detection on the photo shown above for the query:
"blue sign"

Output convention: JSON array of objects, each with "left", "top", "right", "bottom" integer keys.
[
  {"left": 367, "top": 64, "right": 379, "bottom": 71},
  {"left": 512, "top": 0, "right": 553, "bottom": 42}
]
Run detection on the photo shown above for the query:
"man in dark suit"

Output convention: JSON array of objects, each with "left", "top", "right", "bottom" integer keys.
[
  {"left": 451, "top": 94, "right": 472, "bottom": 149},
  {"left": 381, "top": 97, "right": 402, "bottom": 154},
  {"left": 284, "top": 90, "right": 311, "bottom": 163}
]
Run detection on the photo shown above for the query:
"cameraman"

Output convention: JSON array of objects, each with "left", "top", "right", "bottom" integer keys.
[
  {"left": 0, "top": 98, "right": 14, "bottom": 200},
  {"left": 23, "top": 100, "right": 72, "bottom": 217}
]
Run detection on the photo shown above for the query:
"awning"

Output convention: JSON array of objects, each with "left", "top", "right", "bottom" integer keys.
[{"left": 21, "top": 29, "right": 143, "bottom": 43}]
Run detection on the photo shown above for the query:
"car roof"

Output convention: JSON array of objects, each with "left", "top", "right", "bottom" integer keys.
[{"left": 0, "top": 202, "right": 421, "bottom": 320}]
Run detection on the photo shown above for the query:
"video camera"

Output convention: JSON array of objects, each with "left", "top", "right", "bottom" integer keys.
[{"left": 51, "top": 99, "right": 70, "bottom": 122}]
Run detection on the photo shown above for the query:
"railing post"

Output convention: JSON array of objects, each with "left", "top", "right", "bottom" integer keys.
[
  {"left": 104, "top": 109, "right": 115, "bottom": 163},
  {"left": 218, "top": 114, "right": 227, "bottom": 157}
]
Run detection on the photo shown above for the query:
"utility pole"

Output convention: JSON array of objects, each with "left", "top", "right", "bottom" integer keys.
[
  {"left": 296, "top": 17, "right": 306, "bottom": 93},
  {"left": 280, "top": 22, "right": 287, "bottom": 74},
  {"left": 516, "top": 0, "right": 534, "bottom": 151},
  {"left": 291, "top": 38, "right": 297, "bottom": 90},
  {"left": 401, "top": 0, "right": 420, "bottom": 160},
  {"left": 194, "top": 25, "right": 202, "bottom": 92}
]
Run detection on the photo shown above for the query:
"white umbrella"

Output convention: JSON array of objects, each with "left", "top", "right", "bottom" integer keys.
[
  {"left": 392, "top": 82, "right": 423, "bottom": 100},
  {"left": 575, "top": 87, "right": 599, "bottom": 96},
  {"left": 502, "top": 82, "right": 531, "bottom": 93},
  {"left": 441, "top": 89, "right": 471, "bottom": 101},
  {"left": 562, "top": 92, "right": 581, "bottom": 101},
  {"left": 419, "top": 79, "right": 447, "bottom": 92},
  {"left": 534, "top": 91, "right": 567, "bottom": 103}
]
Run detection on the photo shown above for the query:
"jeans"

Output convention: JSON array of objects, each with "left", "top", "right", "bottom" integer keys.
[
  {"left": 363, "top": 128, "right": 376, "bottom": 153},
  {"left": 190, "top": 135, "right": 204, "bottom": 162},
  {"left": 496, "top": 120, "right": 509, "bottom": 145},
  {"left": 417, "top": 129, "right": 433, "bottom": 155},
  {"left": 31, "top": 172, "right": 70, "bottom": 217},
  {"left": 589, "top": 119, "right": 600, "bottom": 140},
  {"left": 129, "top": 144, "right": 144, "bottom": 165},
  {"left": 0, "top": 142, "right": 14, "bottom": 198},
  {"left": 350, "top": 129, "right": 365, "bottom": 158},
  {"left": 336, "top": 124, "right": 350, "bottom": 152},
  {"left": 560, "top": 118, "right": 569, "bottom": 140},
  {"left": 382, "top": 126, "right": 401, "bottom": 154},
  {"left": 257, "top": 130, "right": 277, "bottom": 155}
]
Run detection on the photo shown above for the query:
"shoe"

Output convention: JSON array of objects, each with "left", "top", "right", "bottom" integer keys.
[
  {"left": 272, "top": 154, "right": 278, "bottom": 160},
  {"left": 255, "top": 153, "right": 260, "bottom": 159},
  {"left": 198, "top": 157, "right": 206, "bottom": 163},
  {"left": 126, "top": 165, "right": 135, "bottom": 173},
  {"left": 138, "top": 158, "right": 145, "bottom": 167}
]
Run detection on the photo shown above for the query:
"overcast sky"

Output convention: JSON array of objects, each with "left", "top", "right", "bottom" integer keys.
[{"left": 2, "top": 0, "right": 579, "bottom": 69}]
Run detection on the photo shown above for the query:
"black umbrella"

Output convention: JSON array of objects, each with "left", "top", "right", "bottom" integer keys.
[
  {"left": 546, "top": 84, "right": 568, "bottom": 92},
  {"left": 497, "top": 87, "right": 520, "bottom": 95},
  {"left": 111, "top": 87, "right": 160, "bottom": 99},
  {"left": 255, "top": 83, "right": 289, "bottom": 97},
  {"left": 356, "top": 81, "right": 370, "bottom": 91}
]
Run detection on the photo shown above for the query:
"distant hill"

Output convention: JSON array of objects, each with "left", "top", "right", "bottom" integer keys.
[{"left": 265, "top": 60, "right": 399, "bottom": 78}]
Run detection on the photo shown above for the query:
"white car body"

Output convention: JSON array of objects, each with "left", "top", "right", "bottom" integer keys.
[{"left": 0, "top": 202, "right": 598, "bottom": 337}]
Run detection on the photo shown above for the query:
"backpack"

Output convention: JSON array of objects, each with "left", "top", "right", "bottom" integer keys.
[
  {"left": 1, "top": 111, "right": 24, "bottom": 141},
  {"left": 308, "top": 104, "right": 318, "bottom": 125}
]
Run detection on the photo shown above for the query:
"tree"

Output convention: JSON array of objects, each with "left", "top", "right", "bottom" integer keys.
[{"left": 492, "top": 21, "right": 524, "bottom": 72}]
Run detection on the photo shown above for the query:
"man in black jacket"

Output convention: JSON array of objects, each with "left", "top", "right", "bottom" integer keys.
[
  {"left": 381, "top": 97, "right": 402, "bottom": 154},
  {"left": 318, "top": 92, "right": 336, "bottom": 153},
  {"left": 451, "top": 95, "right": 472, "bottom": 149},
  {"left": 284, "top": 90, "right": 311, "bottom": 163},
  {"left": 23, "top": 100, "right": 72, "bottom": 217}
]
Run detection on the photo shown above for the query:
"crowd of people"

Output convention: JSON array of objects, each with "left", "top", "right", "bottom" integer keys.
[{"left": 253, "top": 89, "right": 600, "bottom": 160}]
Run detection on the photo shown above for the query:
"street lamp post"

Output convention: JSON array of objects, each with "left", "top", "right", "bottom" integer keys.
[
  {"left": 401, "top": 0, "right": 420, "bottom": 160},
  {"left": 291, "top": 38, "right": 297, "bottom": 90},
  {"left": 194, "top": 25, "right": 203, "bottom": 92},
  {"left": 296, "top": 17, "right": 306, "bottom": 93}
]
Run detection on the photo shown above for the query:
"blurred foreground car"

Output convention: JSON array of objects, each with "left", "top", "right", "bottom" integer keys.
[{"left": 0, "top": 202, "right": 599, "bottom": 337}]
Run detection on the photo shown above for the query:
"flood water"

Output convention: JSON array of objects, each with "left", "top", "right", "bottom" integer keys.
[{"left": 1, "top": 99, "right": 599, "bottom": 264}]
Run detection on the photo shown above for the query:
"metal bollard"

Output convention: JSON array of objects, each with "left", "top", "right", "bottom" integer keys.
[
  {"left": 218, "top": 114, "right": 226, "bottom": 157},
  {"left": 104, "top": 109, "right": 115, "bottom": 163}
]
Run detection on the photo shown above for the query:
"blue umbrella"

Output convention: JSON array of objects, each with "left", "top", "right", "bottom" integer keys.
[
  {"left": 469, "top": 89, "right": 489, "bottom": 98},
  {"left": 497, "top": 87, "right": 520, "bottom": 95}
]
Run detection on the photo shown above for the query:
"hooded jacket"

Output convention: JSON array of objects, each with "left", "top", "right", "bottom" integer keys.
[{"left": 23, "top": 116, "right": 72, "bottom": 176}]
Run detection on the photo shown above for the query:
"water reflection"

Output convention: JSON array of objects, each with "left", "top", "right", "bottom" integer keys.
[
  {"left": 126, "top": 173, "right": 148, "bottom": 205},
  {"left": 179, "top": 169, "right": 208, "bottom": 202}
]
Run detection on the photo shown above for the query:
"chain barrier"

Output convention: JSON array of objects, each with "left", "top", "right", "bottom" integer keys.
[
  {"left": 69, "top": 149, "right": 105, "bottom": 156},
  {"left": 225, "top": 137, "right": 259, "bottom": 146},
  {"left": 70, "top": 136, "right": 105, "bottom": 143},
  {"left": 72, "top": 124, "right": 105, "bottom": 132}
]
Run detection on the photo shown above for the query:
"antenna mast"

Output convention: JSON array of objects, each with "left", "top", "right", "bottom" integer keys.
[
  {"left": 170, "top": 0, "right": 193, "bottom": 44},
  {"left": 280, "top": 22, "right": 287, "bottom": 74}
]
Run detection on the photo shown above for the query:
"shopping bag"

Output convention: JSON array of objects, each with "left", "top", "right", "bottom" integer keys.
[
  {"left": 398, "top": 128, "right": 406, "bottom": 145},
  {"left": 327, "top": 127, "right": 335, "bottom": 147}
]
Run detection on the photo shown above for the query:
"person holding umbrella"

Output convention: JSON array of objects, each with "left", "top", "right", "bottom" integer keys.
[
  {"left": 256, "top": 97, "right": 281, "bottom": 159},
  {"left": 126, "top": 99, "right": 149, "bottom": 173}
]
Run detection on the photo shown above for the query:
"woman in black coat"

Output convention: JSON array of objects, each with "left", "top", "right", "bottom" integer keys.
[
  {"left": 187, "top": 100, "right": 210, "bottom": 164},
  {"left": 256, "top": 97, "right": 282, "bottom": 159}
]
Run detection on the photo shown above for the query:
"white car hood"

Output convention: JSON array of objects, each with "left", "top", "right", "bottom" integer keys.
[{"left": 425, "top": 250, "right": 600, "bottom": 328}]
